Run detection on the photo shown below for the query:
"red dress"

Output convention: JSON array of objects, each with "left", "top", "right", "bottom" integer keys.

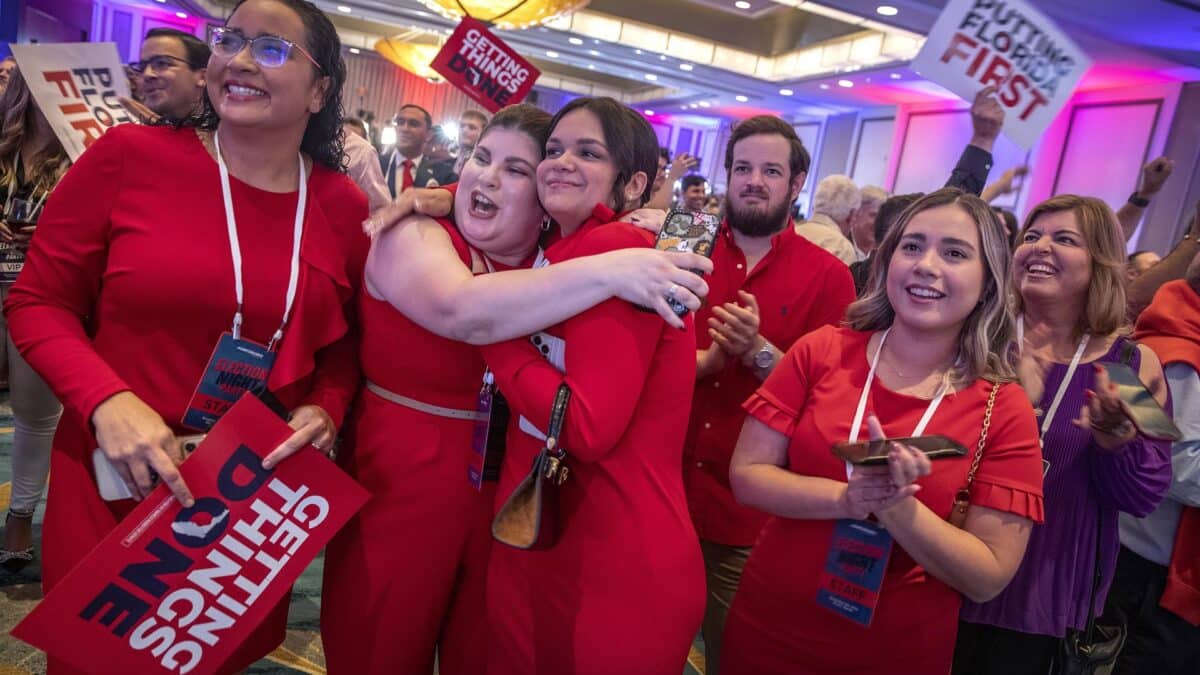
[
  {"left": 4, "top": 125, "right": 367, "bottom": 674},
  {"left": 322, "top": 218, "right": 507, "bottom": 675},
  {"left": 480, "top": 205, "right": 706, "bottom": 675},
  {"left": 721, "top": 326, "right": 1044, "bottom": 675}
]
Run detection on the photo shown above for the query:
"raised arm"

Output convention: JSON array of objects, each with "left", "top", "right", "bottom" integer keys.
[
  {"left": 366, "top": 214, "right": 713, "bottom": 342},
  {"left": 1117, "top": 157, "right": 1175, "bottom": 242},
  {"left": 945, "top": 87, "right": 1002, "bottom": 196},
  {"left": 1127, "top": 205, "right": 1200, "bottom": 317}
]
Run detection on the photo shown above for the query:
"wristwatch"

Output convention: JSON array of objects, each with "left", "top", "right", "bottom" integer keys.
[
  {"left": 1128, "top": 192, "right": 1151, "bottom": 208},
  {"left": 753, "top": 343, "right": 775, "bottom": 370}
]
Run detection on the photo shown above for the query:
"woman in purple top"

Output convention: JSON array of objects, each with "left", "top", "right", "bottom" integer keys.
[{"left": 952, "top": 194, "right": 1172, "bottom": 674}]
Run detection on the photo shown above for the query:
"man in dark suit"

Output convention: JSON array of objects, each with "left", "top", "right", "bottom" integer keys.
[{"left": 380, "top": 104, "right": 457, "bottom": 197}]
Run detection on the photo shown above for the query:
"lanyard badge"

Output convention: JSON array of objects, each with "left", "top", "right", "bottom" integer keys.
[
  {"left": 468, "top": 370, "right": 510, "bottom": 490},
  {"left": 182, "top": 130, "right": 306, "bottom": 431},
  {"left": 819, "top": 327, "right": 947, "bottom": 626}
]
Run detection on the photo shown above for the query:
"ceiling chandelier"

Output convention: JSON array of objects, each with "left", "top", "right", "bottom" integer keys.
[
  {"left": 374, "top": 38, "right": 444, "bottom": 81},
  {"left": 414, "top": 0, "right": 590, "bottom": 31}
]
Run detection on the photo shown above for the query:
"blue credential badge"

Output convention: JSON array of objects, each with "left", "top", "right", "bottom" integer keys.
[
  {"left": 816, "top": 518, "right": 894, "bottom": 627},
  {"left": 182, "top": 333, "right": 276, "bottom": 432}
]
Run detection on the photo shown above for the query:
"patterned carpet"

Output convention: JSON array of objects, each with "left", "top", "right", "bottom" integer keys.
[{"left": 0, "top": 395, "right": 708, "bottom": 674}]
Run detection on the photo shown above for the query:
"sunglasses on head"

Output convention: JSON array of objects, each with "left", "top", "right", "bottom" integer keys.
[{"left": 209, "top": 27, "right": 323, "bottom": 71}]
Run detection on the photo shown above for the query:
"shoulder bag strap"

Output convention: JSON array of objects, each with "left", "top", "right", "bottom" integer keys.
[
  {"left": 545, "top": 384, "right": 571, "bottom": 459},
  {"left": 949, "top": 381, "right": 1000, "bottom": 527}
]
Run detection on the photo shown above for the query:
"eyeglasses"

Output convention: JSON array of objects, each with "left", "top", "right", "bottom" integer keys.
[
  {"left": 209, "top": 27, "right": 323, "bottom": 71},
  {"left": 128, "top": 54, "right": 196, "bottom": 74}
]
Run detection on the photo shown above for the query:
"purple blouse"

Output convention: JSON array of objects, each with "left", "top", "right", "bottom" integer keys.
[{"left": 960, "top": 337, "right": 1171, "bottom": 637}]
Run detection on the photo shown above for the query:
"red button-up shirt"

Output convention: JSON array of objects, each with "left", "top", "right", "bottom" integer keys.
[{"left": 683, "top": 220, "right": 855, "bottom": 546}]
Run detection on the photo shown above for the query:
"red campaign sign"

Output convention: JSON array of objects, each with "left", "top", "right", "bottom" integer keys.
[
  {"left": 430, "top": 17, "right": 540, "bottom": 113},
  {"left": 12, "top": 394, "right": 368, "bottom": 675}
]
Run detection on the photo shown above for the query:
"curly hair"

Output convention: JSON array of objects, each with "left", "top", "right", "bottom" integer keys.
[
  {"left": 0, "top": 67, "right": 70, "bottom": 196},
  {"left": 183, "top": 0, "right": 347, "bottom": 172}
]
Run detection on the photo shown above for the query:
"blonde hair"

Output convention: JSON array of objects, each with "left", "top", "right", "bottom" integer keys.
[
  {"left": 1012, "top": 194, "right": 1127, "bottom": 338},
  {"left": 846, "top": 187, "right": 1017, "bottom": 383}
]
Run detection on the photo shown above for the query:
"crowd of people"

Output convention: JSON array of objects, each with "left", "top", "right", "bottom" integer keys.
[{"left": 0, "top": 0, "right": 1197, "bottom": 673}]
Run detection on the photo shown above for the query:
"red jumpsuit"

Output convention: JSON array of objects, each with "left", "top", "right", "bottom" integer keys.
[
  {"left": 480, "top": 205, "right": 706, "bottom": 675},
  {"left": 4, "top": 125, "right": 366, "bottom": 674},
  {"left": 322, "top": 219, "right": 507, "bottom": 674},
  {"left": 721, "top": 326, "right": 1045, "bottom": 675}
]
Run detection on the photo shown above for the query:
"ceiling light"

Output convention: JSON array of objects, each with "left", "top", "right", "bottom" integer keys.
[
  {"left": 890, "top": 72, "right": 902, "bottom": 79},
  {"left": 349, "top": 47, "right": 361, "bottom": 54},
  {"left": 175, "top": 11, "right": 188, "bottom": 18},
  {"left": 635, "top": 49, "right": 643, "bottom": 55},
  {"left": 735, "top": 1, "right": 752, "bottom": 9},
  {"left": 337, "top": 5, "right": 352, "bottom": 12},
  {"left": 679, "top": 63, "right": 693, "bottom": 71},
  {"left": 568, "top": 37, "right": 583, "bottom": 45},
  {"left": 587, "top": 64, "right": 596, "bottom": 69},
  {"left": 546, "top": 51, "right": 560, "bottom": 58},
  {"left": 838, "top": 79, "right": 854, "bottom": 88},
  {"left": 779, "top": 88, "right": 793, "bottom": 96},
  {"left": 699, "top": 101, "right": 711, "bottom": 107},
  {"left": 659, "top": 55, "right": 667, "bottom": 61},
  {"left": 644, "top": 109, "right": 655, "bottom": 115},
  {"left": 154, "top": 0, "right": 165, "bottom": 3},
  {"left": 644, "top": 73, "right": 658, "bottom": 81},
  {"left": 876, "top": 5, "right": 898, "bottom": 16},
  {"left": 735, "top": 95, "right": 748, "bottom": 102},
  {"left": 820, "top": 83, "right": 830, "bottom": 89},
  {"left": 588, "top": 49, "right": 601, "bottom": 56}
]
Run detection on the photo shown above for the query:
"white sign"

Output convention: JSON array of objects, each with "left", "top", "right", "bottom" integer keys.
[
  {"left": 909, "top": 0, "right": 1091, "bottom": 150},
  {"left": 10, "top": 43, "right": 133, "bottom": 162}
]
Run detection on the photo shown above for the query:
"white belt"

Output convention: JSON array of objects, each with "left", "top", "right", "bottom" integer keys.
[{"left": 365, "top": 380, "right": 487, "bottom": 422}]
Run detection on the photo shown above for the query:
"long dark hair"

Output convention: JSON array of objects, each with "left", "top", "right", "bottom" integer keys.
[
  {"left": 188, "top": 0, "right": 346, "bottom": 171},
  {"left": 546, "top": 96, "right": 658, "bottom": 210},
  {"left": 0, "top": 67, "right": 70, "bottom": 194}
]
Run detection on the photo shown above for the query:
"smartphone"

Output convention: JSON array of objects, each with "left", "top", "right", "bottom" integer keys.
[
  {"left": 1098, "top": 361, "right": 1182, "bottom": 441},
  {"left": 832, "top": 434, "right": 969, "bottom": 466},
  {"left": 93, "top": 434, "right": 206, "bottom": 501},
  {"left": 654, "top": 208, "right": 720, "bottom": 316}
]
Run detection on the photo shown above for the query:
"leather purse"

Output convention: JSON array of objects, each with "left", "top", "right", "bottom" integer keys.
[
  {"left": 492, "top": 384, "right": 571, "bottom": 550},
  {"left": 948, "top": 381, "right": 999, "bottom": 528}
]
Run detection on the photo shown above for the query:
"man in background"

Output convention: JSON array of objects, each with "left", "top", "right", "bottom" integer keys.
[
  {"left": 121, "top": 28, "right": 209, "bottom": 124},
  {"left": 381, "top": 104, "right": 456, "bottom": 196},
  {"left": 681, "top": 175, "right": 709, "bottom": 212}
]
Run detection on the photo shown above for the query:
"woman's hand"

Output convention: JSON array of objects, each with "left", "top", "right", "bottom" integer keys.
[
  {"left": 840, "top": 415, "right": 931, "bottom": 519},
  {"left": 363, "top": 188, "right": 454, "bottom": 239},
  {"left": 594, "top": 248, "right": 712, "bottom": 329},
  {"left": 11, "top": 224, "right": 34, "bottom": 251},
  {"left": 1073, "top": 364, "right": 1135, "bottom": 450},
  {"left": 262, "top": 405, "right": 336, "bottom": 469},
  {"left": 92, "top": 391, "right": 194, "bottom": 506},
  {"left": 119, "top": 96, "right": 162, "bottom": 125},
  {"left": 0, "top": 220, "right": 14, "bottom": 244},
  {"left": 621, "top": 208, "right": 667, "bottom": 234}
]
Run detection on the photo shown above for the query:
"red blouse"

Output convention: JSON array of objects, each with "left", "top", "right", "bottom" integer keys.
[
  {"left": 5, "top": 124, "right": 367, "bottom": 432},
  {"left": 723, "top": 325, "right": 1044, "bottom": 675}
]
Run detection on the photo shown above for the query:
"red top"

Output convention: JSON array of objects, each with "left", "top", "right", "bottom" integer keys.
[
  {"left": 684, "top": 221, "right": 855, "bottom": 545},
  {"left": 725, "top": 326, "right": 1043, "bottom": 674},
  {"left": 481, "top": 204, "right": 705, "bottom": 673},
  {"left": 5, "top": 123, "right": 368, "bottom": 438},
  {"left": 358, "top": 217, "right": 487, "bottom": 410}
]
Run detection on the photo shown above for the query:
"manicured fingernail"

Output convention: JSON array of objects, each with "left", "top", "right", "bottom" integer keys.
[
  {"left": 1094, "top": 364, "right": 1103, "bottom": 373},
  {"left": 262, "top": 460, "right": 273, "bottom": 469},
  {"left": 1085, "top": 390, "right": 1095, "bottom": 400}
]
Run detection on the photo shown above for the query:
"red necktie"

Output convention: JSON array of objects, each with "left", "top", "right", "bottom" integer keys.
[{"left": 401, "top": 159, "right": 414, "bottom": 191}]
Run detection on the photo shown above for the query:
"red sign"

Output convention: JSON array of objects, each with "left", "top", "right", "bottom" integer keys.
[
  {"left": 12, "top": 395, "right": 368, "bottom": 675},
  {"left": 431, "top": 17, "right": 540, "bottom": 113}
]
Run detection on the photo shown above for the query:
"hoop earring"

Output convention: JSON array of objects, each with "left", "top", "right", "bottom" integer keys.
[{"left": 541, "top": 215, "right": 552, "bottom": 232}]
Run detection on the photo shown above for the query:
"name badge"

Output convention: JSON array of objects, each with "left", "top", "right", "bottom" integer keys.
[
  {"left": 183, "top": 332, "right": 276, "bottom": 431},
  {"left": 467, "top": 376, "right": 509, "bottom": 490},
  {"left": 0, "top": 241, "right": 25, "bottom": 284},
  {"left": 816, "top": 519, "right": 893, "bottom": 627}
]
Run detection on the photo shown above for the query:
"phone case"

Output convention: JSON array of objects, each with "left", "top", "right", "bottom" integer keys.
[
  {"left": 654, "top": 208, "right": 720, "bottom": 316},
  {"left": 1099, "top": 361, "right": 1182, "bottom": 441},
  {"left": 92, "top": 448, "right": 133, "bottom": 501},
  {"left": 832, "top": 434, "right": 969, "bottom": 465}
]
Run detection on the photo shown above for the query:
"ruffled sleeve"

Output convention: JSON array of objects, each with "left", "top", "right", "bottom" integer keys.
[
  {"left": 269, "top": 171, "right": 368, "bottom": 427},
  {"left": 743, "top": 390, "right": 799, "bottom": 437},
  {"left": 967, "top": 382, "right": 1046, "bottom": 523}
]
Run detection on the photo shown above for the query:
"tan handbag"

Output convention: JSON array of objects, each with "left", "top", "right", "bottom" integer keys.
[
  {"left": 948, "top": 381, "right": 999, "bottom": 528},
  {"left": 492, "top": 384, "right": 571, "bottom": 550}
]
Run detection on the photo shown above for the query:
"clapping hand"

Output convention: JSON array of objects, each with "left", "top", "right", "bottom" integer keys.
[
  {"left": 840, "top": 415, "right": 931, "bottom": 519},
  {"left": 1072, "top": 364, "right": 1135, "bottom": 450}
]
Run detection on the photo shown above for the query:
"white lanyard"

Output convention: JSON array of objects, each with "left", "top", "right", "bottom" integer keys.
[
  {"left": 847, "top": 328, "right": 948, "bottom": 477},
  {"left": 213, "top": 130, "right": 306, "bottom": 351},
  {"left": 1016, "top": 315, "right": 1090, "bottom": 442}
]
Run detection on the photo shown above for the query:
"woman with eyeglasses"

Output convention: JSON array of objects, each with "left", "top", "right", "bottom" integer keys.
[
  {"left": 5, "top": 1, "right": 363, "bottom": 671},
  {"left": 0, "top": 66, "right": 69, "bottom": 575}
]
